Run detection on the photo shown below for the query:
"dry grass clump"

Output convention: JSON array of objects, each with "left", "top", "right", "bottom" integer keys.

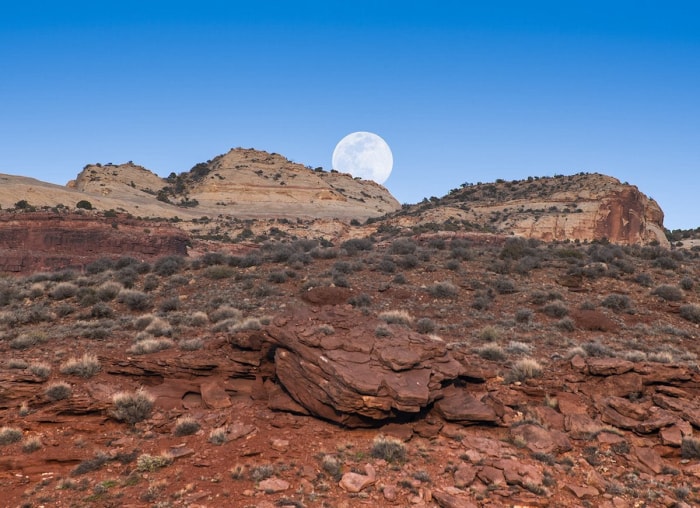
[
  {"left": 145, "top": 317, "right": 172, "bottom": 337},
  {"left": 178, "top": 338, "right": 204, "bottom": 351},
  {"left": 209, "top": 306, "right": 242, "bottom": 323},
  {"left": 209, "top": 427, "right": 227, "bottom": 445},
  {"left": 45, "top": 381, "right": 72, "bottom": 401},
  {"left": 601, "top": 294, "right": 631, "bottom": 312},
  {"left": 8, "top": 358, "right": 29, "bottom": 370},
  {"left": 415, "top": 317, "right": 436, "bottom": 334},
  {"left": 477, "top": 343, "right": 506, "bottom": 361},
  {"left": 10, "top": 332, "right": 47, "bottom": 350},
  {"left": 129, "top": 337, "right": 174, "bottom": 355},
  {"left": 60, "top": 353, "right": 101, "bottom": 378},
  {"left": 378, "top": 310, "right": 413, "bottom": 326},
  {"left": 173, "top": 416, "right": 200, "bottom": 436},
  {"left": 111, "top": 389, "right": 154, "bottom": 424},
  {"left": 22, "top": 436, "right": 42, "bottom": 453},
  {"left": 370, "top": 435, "right": 406, "bottom": 463},
  {"left": 543, "top": 302, "right": 569, "bottom": 318},
  {"left": 507, "top": 358, "right": 543, "bottom": 383},
  {"left": 136, "top": 452, "right": 173, "bottom": 472},
  {"left": 0, "top": 427, "right": 23, "bottom": 445},
  {"left": 231, "top": 317, "right": 262, "bottom": 332},
  {"left": 680, "top": 437, "right": 700, "bottom": 459},
  {"left": 320, "top": 454, "right": 343, "bottom": 481},
  {"left": 28, "top": 361, "right": 51, "bottom": 379},
  {"left": 185, "top": 311, "right": 209, "bottom": 327},
  {"left": 96, "top": 281, "right": 122, "bottom": 301},
  {"left": 204, "top": 265, "right": 235, "bottom": 279},
  {"left": 50, "top": 282, "right": 79, "bottom": 300},
  {"left": 506, "top": 341, "right": 533, "bottom": 355}
]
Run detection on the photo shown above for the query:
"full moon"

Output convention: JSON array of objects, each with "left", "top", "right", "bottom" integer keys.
[{"left": 332, "top": 131, "right": 393, "bottom": 184}]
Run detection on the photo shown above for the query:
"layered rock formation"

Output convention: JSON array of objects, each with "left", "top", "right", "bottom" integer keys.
[
  {"left": 69, "top": 148, "right": 401, "bottom": 220},
  {"left": 391, "top": 173, "right": 669, "bottom": 247},
  {"left": 0, "top": 212, "right": 188, "bottom": 273}
]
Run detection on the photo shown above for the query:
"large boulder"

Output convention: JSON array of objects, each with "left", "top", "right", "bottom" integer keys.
[{"left": 264, "top": 305, "right": 464, "bottom": 426}]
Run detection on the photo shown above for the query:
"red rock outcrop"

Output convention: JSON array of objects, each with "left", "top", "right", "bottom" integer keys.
[
  {"left": 391, "top": 173, "right": 669, "bottom": 246},
  {"left": 0, "top": 211, "right": 188, "bottom": 273}
]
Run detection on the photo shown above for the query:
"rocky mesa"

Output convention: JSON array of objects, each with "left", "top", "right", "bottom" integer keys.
[{"left": 388, "top": 173, "right": 668, "bottom": 247}]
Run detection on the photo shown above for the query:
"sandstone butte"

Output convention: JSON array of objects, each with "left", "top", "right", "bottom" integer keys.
[{"left": 0, "top": 149, "right": 671, "bottom": 274}]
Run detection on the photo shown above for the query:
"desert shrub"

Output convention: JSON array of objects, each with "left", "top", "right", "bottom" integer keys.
[
  {"left": 396, "top": 253, "right": 419, "bottom": 269},
  {"left": 0, "top": 427, "right": 22, "bottom": 445},
  {"left": 648, "top": 351, "right": 674, "bottom": 363},
  {"left": 28, "top": 362, "right": 51, "bottom": 379},
  {"left": 349, "top": 293, "right": 372, "bottom": 308},
  {"left": 478, "top": 326, "right": 501, "bottom": 341},
  {"left": 679, "top": 276, "right": 694, "bottom": 291},
  {"left": 320, "top": 454, "right": 343, "bottom": 481},
  {"left": 239, "top": 253, "right": 264, "bottom": 268},
  {"left": 129, "top": 338, "right": 174, "bottom": 354},
  {"left": 427, "top": 281, "right": 458, "bottom": 298},
  {"left": 341, "top": 237, "right": 373, "bottom": 254},
  {"left": 653, "top": 256, "right": 678, "bottom": 270},
  {"left": 651, "top": 284, "right": 683, "bottom": 301},
  {"left": 45, "top": 382, "right": 72, "bottom": 401},
  {"left": 543, "top": 302, "right": 568, "bottom": 318},
  {"left": 154, "top": 255, "right": 186, "bottom": 276},
  {"left": 450, "top": 246, "right": 473, "bottom": 261},
  {"left": 389, "top": 238, "right": 417, "bottom": 255},
  {"left": 582, "top": 341, "right": 613, "bottom": 357},
  {"left": 679, "top": 304, "right": 700, "bottom": 324},
  {"left": 499, "top": 237, "right": 532, "bottom": 260},
  {"left": 185, "top": 311, "right": 209, "bottom": 327},
  {"left": 634, "top": 273, "right": 653, "bottom": 287},
  {"left": 112, "top": 389, "right": 154, "bottom": 424},
  {"left": 85, "top": 257, "right": 114, "bottom": 274},
  {"left": 231, "top": 317, "right": 262, "bottom": 332},
  {"left": 311, "top": 246, "right": 339, "bottom": 259},
  {"left": 136, "top": 453, "right": 173, "bottom": 472},
  {"left": 507, "top": 358, "right": 543, "bottom": 383},
  {"left": 601, "top": 294, "right": 631, "bottom": 312},
  {"left": 204, "top": 265, "right": 235, "bottom": 279},
  {"left": 209, "top": 306, "right": 242, "bottom": 323},
  {"left": 118, "top": 289, "right": 153, "bottom": 311},
  {"left": 493, "top": 277, "right": 517, "bottom": 294},
  {"left": 145, "top": 317, "right": 172, "bottom": 337},
  {"left": 159, "top": 297, "right": 179, "bottom": 313},
  {"left": 416, "top": 318, "right": 436, "bottom": 334},
  {"left": 60, "top": 353, "right": 101, "bottom": 378},
  {"left": 506, "top": 341, "right": 533, "bottom": 355},
  {"left": 333, "top": 261, "right": 353, "bottom": 274},
  {"left": 370, "top": 435, "right": 406, "bottom": 463},
  {"left": 10, "top": 333, "right": 46, "bottom": 350},
  {"left": 178, "top": 338, "right": 204, "bottom": 351},
  {"left": 268, "top": 271, "right": 287, "bottom": 283},
  {"left": 445, "top": 259, "right": 460, "bottom": 271},
  {"left": 71, "top": 452, "right": 110, "bottom": 476},
  {"left": 97, "top": 281, "right": 122, "bottom": 301},
  {"left": 201, "top": 251, "right": 228, "bottom": 266},
  {"left": 379, "top": 310, "right": 413, "bottom": 326},
  {"left": 515, "top": 308, "right": 533, "bottom": 323},
  {"left": 209, "top": 427, "right": 227, "bottom": 445},
  {"left": 621, "top": 350, "right": 647, "bottom": 362},
  {"left": 375, "top": 325, "right": 391, "bottom": 337},
  {"left": 515, "top": 255, "right": 542, "bottom": 275},
  {"left": 7, "top": 359, "right": 28, "bottom": 369},
  {"left": 142, "top": 274, "right": 159, "bottom": 292},
  {"left": 173, "top": 416, "right": 200, "bottom": 436},
  {"left": 377, "top": 258, "right": 396, "bottom": 273},
  {"left": 472, "top": 292, "right": 492, "bottom": 311},
  {"left": 50, "top": 282, "right": 78, "bottom": 300},
  {"left": 332, "top": 273, "right": 350, "bottom": 287},
  {"left": 530, "top": 290, "right": 562, "bottom": 305},
  {"left": 91, "top": 302, "right": 114, "bottom": 318},
  {"left": 133, "top": 313, "right": 156, "bottom": 330},
  {"left": 680, "top": 437, "right": 700, "bottom": 459},
  {"left": 115, "top": 267, "right": 138, "bottom": 288},
  {"left": 557, "top": 317, "right": 575, "bottom": 331},
  {"left": 22, "top": 436, "right": 42, "bottom": 453},
  {"left": 477, "top": 343, "right": 506, "bottom": 361},
  {"left": 252, "top": 284, "right": 274, "bottom": 298}
]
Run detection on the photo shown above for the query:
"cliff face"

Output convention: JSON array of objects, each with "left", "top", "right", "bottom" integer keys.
[
  {"left": 392, "top": 173, "right": 669, "bottom": 247},
  {"left": 0, "top": 213, "right": 188, "bottom": 273}
]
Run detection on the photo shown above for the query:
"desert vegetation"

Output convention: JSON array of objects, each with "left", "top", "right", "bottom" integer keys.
[{"left": 0, "top": 233, "right": 698, "bottom": 506}]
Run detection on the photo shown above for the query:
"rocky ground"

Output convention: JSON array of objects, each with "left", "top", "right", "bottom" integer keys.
[{"left": 1, "top": 233, "right": 699, "bottom": 507}]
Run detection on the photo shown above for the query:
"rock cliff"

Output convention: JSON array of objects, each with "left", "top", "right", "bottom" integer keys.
[
  {"left": 390, "top": 173, "right": 669, "bottom": 247},
  {"left": 0, "top": 212, "right": 188, "bottom": 273}
]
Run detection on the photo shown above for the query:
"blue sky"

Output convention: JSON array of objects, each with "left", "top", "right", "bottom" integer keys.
[{"left": 1, "top": 1, "right": 699, "bottom": 229}]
